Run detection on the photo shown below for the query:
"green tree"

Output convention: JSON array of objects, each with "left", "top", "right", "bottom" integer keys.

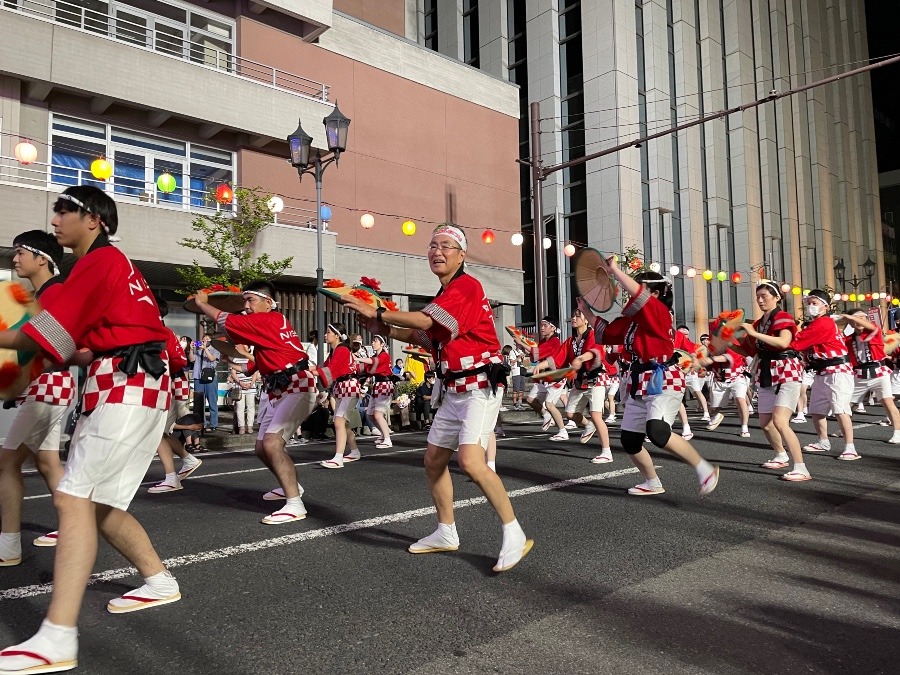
[{"left": 176, "top": 186, "right": 294, "bottom": 294}]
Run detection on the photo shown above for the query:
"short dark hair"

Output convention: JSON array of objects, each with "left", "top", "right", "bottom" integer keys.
[
  {"left": 676, "top": 324, "right": 688, "bottom": 331},
  {"left": 634, "top": 271, "right": 673, "bottom": 308},
  {"left": 243, "top": 280, "right": 276, "bottom": 298},
  {"left": 308, "top": 329, "right": 318, "bottom": 341},
  {"left": 12, "top": 229, "right": 63, "bottom": 273},
  {"left": 53, "top": 185, "right": 118, "bottom": 236}
]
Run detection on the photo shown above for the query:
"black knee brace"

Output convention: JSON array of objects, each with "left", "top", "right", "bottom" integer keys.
[
  {"left": 646, "top": 419, "right": 671, "bottom": 448},
  {"left": 620, "top": 430, "right": 645, "bottom": 455}
]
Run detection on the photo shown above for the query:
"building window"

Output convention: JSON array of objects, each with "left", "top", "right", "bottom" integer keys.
[
  {"left": 463, "top": 0, "right": 479, "bottom": 67},
  {"left": 423, "top": 0, "right": 438, "bottom": 51},
  {"left": 50, "top": 114, "right": 234, "bottom": 209}
]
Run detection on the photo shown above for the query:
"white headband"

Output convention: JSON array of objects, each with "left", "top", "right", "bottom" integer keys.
[
  {"left": 17, "top": 244, "right": 58, "bottom": 273},
  {"left": 243, "top": 289, "right": 277, "bottom": 308},
  {"left": 56, "top": 193, "right": 120, "bottom": 242},
  {"left": 327, "top": 323, "right": 348, "bottom": 341},
  {"left": 431, "top": 225, "right": 467, "bottom": 250}
]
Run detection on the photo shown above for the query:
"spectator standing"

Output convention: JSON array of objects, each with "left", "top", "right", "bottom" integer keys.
[{"left": 191, "top": 333, "right": 220, "bottom": 431}]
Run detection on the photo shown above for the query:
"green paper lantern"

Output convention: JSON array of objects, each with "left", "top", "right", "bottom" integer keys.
[
  {"left": 157, "top": 172, "right": 176, "bottom": 194},
  {"left": 716, "top": 271, "right": 727, "bottom": 282}
]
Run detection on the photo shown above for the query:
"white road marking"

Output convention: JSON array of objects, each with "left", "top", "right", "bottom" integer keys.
[
  {"left": 1, "top": 465, "right": 641, "bottom": 601},
  {"left": 22, "top": 433, "right": 550, "bottom": 501}
]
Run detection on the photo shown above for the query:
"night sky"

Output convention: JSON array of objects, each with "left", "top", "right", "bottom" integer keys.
[{"left": 865, "top": 1, "right": 900, "bottom": 173}]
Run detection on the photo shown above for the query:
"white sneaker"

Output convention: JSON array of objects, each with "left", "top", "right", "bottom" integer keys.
[
  {"left": 549, "top": 430, "right": 569, "bottom": 441},
  {"left": 500, "top": 406, "right": 510, "bottom": 412},
  {"left": 564, "top": 420, "right": 578, "bottom": 430}
]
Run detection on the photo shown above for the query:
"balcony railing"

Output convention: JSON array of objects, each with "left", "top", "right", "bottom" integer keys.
[
  {"left": 0, "top": 156, "right": 318, "bottom": 228},
  {"left": 2, "top": 0, "right": 329, "bottom": 102}
]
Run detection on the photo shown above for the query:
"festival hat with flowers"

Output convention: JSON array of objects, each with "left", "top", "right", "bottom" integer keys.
[{"left": 184, "top": 284, "right": 245, "bottom": 314}]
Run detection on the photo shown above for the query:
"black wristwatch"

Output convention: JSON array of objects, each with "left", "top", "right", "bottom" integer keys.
[{"left": 376, "top": 307, "right": 387, "bottom": 322}]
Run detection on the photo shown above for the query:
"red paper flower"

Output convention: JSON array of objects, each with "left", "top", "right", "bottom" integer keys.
[
  {"left": 350, "top": 288, "right": 373, "bottom": 303},
  {"left": 383, "top": 300, "right": 399, "bottom": 311},
  {"left": 721, "top": 327, "right": 734, "bottom": 340},
  {"left": 210, "top": 284, "right": 225, "bottom": 292},
  {"left": 227, "top": 285, "right": 241, "bottom": 293},
  {"left": 360, "top": 277, "right": 382, "bottom": 291},
  {"left": 9, "top": 283, "right": 32, "bottom": 306},
  {"left": 323, "top": 279, "right": 345, "bottom": 288}
]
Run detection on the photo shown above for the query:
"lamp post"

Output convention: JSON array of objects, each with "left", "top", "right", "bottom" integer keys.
[
  {"left": 287, "top": 102, "right": 351, "bottom": 366},
  {"left": 834, "top": 257, "right": 876, "bottom": 308}
]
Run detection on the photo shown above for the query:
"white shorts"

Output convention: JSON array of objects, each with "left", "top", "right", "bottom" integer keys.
[
  {"left": 2, "top": 400, "right": 68, "bottom": 453},
  {"left": 427, "top": 387, "right": 501, "bottom": 450},
  {"left": 57, "top": 403, "right": 166, "bottom": 510},
  {"left": 257, "top": 391, "right": 316, "bottom": 444},
  {"left": 333, "top": 395, "right": 357, "bottom": 419},
  {"left": 755, "top": 381, "right": 802, "bottom": 416},
  {"left": 606, "top": 380, "right": 619, "bottom": 398},
  {"left": 527, "top": 382, "right": 566, "bottom": 406},
  {"left": 565, "top": 388, "right": 591, "bottom": 415},
  {"left": 165, "top": 398, "right": 191, "bottom": 433},
  {"left": 802, "top": 370, "right": 815, "bottom": 388},
  {"left": 621, "top": 389, "right": 683, "bottom": 433},
  {"left": 809, "top": 372, "right": 854, "bottom": 416},
  {"left": 366, "top": 394, "right": 392, "bottom": 417},
  {"left": 684, "top": 373, "right": 704, "bottom": 393},
  {"left": 852, "top": 375, "right": 892, "bottom": 403},
  {"left": 709, "top": 378, "right": 749, "bottom": 409}
]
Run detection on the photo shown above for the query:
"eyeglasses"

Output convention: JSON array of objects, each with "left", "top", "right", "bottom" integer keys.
[{"left": 427, "top": 243, "right": 462, "bottom": 253}]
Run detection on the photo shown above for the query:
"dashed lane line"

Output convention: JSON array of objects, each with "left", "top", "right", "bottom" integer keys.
[{"left": 1, "top": 466, "right": 642, "bottom": 601}]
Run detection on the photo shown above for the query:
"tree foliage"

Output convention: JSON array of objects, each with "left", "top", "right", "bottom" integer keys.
[{"left": 176, "top": 186, "right": 294, "bottom": 294}]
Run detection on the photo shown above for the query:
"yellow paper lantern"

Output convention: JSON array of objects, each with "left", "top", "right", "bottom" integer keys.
[
  {"left": 849, "top": 293, "right": 857, "bottom": 302},
  {"left": 91, "top": 158, "right": 112, "bottom": 180},
  {"left": 893, "top": 298, "right": 899, "bottom": 306},
  {"left": 401, "top": 220, "right": 416, "bottom": 236},
  {"left": 702, "top": 269, "right": 714, "bottom": 281},
  {"left": 791, "top": 286, "right": 801, "bottom": 295}
]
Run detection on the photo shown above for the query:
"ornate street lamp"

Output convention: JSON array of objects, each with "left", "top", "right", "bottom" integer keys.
[{"left": 287, "top": 102, "right": 351, "bottom": 365}]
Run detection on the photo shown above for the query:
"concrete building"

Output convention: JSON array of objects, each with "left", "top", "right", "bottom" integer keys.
[
  {"left": 417, "top": 0, "right": 887, "bottom": 333},
  {"left": 0, "top": 0, "right": 523, "bottom": 340}
]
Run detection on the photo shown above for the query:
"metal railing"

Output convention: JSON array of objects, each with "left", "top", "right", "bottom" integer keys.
[
  {"left": 0, "top": 156, "right": 318, "bottom": 227},
  {"left": 2, "top": 0, "right": 330, "bottom": 102}
]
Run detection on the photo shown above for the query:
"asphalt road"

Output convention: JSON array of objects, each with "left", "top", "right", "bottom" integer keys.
[{"left": 2, "top": 410, "right": 898, "bottom": 674}]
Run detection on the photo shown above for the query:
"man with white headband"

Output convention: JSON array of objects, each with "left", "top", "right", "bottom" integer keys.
[
  {"left": 193, "top": 279, "right": 316, "bottom": 525},
  {"left": 0, "top": 185, "right": 179, "bottom": 673},
  {"left": 341, "top": 223, "right": 533, "bottom": 572},
  {"left": 0, "top": 230, "right": 71, "bottom": 566}
]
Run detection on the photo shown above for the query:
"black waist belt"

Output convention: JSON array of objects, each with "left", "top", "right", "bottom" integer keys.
[
  {"left": 758, "top": 350, "right": 800, "bottom": 388},
  {"left": 334, "top": 373, "right": 357, "bottom": 383},
  {"left": 440, "top": 362, "right": 510, "bottom": 394},
  {"left": 854, "top": 359, "right": 888, "bottom": 379},
  {"left": 373, "top": 374, "right": 394, "bottom": 383},
  {"left": 97, "top": 341, "right": 166, "bottom": 379},
  {"left": 264, "top": 358, "right": 310, "bottom": 393},
  {"left": 575, "top": 365, "right": 604, "bottom": 389},
  {"left": 808, "top": 355, "right": 849, "bottom": 374},
  {"left": 628, "top": 355, "right": 678, "bottom": 399}
]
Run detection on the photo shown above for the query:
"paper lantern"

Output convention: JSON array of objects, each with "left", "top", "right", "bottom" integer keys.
[
  {"left": 563, "top": 244, "right": 576, "bottom": 257},
  {"left": 511, "top": 232, "right": 523, "bottom": 246},
  {"left": 402, "top": 220, "right": 416, "bottom": 236},
  {"left": 702, "top": 269, "right": 714, "bottom": 281},
  {"left": 731, "top": 272, "right": 742, "bottom": 284},
  {"left": 842, "top": 294, "right": 849, "bottom": 302},
  {"left": 685, "top": 267, "right": 696, "bottom": 278},
  {"left": 267, "top": 196, "right": 284, "bottom": 213},
  {"left": 716, "top": 271, "right": 727, "bottom": 282},
  {"left": 781, "top": 283, "right": 792, "bottom": 294},
  {"left": 873, "top": 293, "right": 881, "bottom": 300},
  {"left": 865, "top": 293, "right": 872, "bottom": 301},
  {"left": 542, "top": 237, "right": 551, "bottom": 249},
  {"left": 893, "top": 298, "right": 899, "bottom": 306},
  {"left": 320, "top": 205, "right": 333, "bottom": 221},
  {"left": 156, "top": 172, "right": 176, "bottom": 194},
  {"left": 803, "top": 289, "right": 810, "bottom": 296},
  {"left": 215, "top": 183, "right": 233, "bottom": 204},
  {"left": 360, "top": 213, "right": 375, "bottom": 229},
  {"left": 648, "top": 262, "right": 661, "bottom": 273},
  {"left": 482, "top": 230, "right": 495, "bottom": 244},
  {"left": 849, "top": 293, "right": 857, "bottom": 302},
  {"left": 90, "top": 158, "right": 112, "bottom": 181},
  {"left": 669, "top": 265, "right": 680, "bottom": 276},
  {"left": 14, "top": 141, "right": 37, "bottom": 165},
  {"left": 792, "top": 286, "right": 801, "bottom": 296}
]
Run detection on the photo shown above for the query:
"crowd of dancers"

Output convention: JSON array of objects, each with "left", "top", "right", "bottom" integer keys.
[{"left": 0, "top": 186, "right": 893, "bottom": 674}]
